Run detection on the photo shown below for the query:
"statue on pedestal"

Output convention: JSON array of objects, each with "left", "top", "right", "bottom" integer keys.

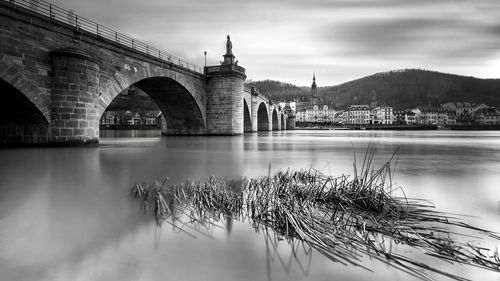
[
  {"left": 226, "top": 35, "right": 233, "bottom": 56},
  {"left": 222, "top": 35, "right": 236, "bottom": 65}
]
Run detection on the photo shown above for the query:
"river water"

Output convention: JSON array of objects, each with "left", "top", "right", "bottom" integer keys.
[{"left": 1, "top": 130, "right": 499, "bottom": 281}]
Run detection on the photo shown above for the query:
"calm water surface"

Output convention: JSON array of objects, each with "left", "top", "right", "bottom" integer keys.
[{"left": 1, "top": 130, "right": 500, "bottom": 281}]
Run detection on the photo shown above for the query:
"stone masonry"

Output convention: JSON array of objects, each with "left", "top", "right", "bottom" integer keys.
[
  {"left": 205, "top": 65, "right": 246, "bottom": 135},
  {"left": 50, "top": 48, "right": 100, "bottom": 144}
]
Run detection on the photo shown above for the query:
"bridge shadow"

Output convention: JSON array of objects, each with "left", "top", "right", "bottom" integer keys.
[
  {"left": 244, "top": 100, "right": 252, "bottom": 132},
  {"left": 272, "top": 109, "right": 279, "bottom": 131},
  {"left": 0, "top": 78, "right": 49, "bottom": 145},
  {"left": 258, "top": 102, "right": 270, "bottom": 131}
]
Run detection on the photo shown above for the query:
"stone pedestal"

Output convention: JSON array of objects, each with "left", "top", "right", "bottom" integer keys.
[
  {"left": 205, "top": 64, "right": 246, "bottom": 135},
  {"left": 223, "top": 54, "right": 235, "bottom": 65},
  {"left": 49, "top": 48, "right": 100, "bottom": 145}
]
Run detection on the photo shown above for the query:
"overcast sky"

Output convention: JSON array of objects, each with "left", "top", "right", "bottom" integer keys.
[{"left": 50, "top": 0, "right": 500, "bottom": 86}]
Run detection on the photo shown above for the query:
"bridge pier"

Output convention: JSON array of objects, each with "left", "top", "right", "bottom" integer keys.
[
  {"left": 251, "top": 95, "right": 259, "bottom": 132},
  {"left": 287, "top": 116, "right": 296, "bottom": 129},
  {"left": 49, "top": 48, "right": 100, "bottom": 145},
  {"left": 205, "top": 67, "right": 245, "bottom": 135}
]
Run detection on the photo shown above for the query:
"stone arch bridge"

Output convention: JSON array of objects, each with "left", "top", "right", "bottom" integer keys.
[{"left": 0, "top": 0, "right": 289, "bottom": 145}]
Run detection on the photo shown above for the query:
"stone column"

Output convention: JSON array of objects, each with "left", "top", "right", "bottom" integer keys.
[
  {"left": 277, "top": 112, "right": 282, "bottom": 131},
  {"left": 205, "top": 65, "right": 246, "bottom": 135},
  {"left": 160, "top": 115, "right": 168, "bottom": 135},
  {"left": 251, "top": 95, "right": 258, "bottom": 132},
  {"left": 287, "top": 116, "right": 296, "bottom": 129},
  {"left": 268, "top": 106, "right": 273, "bottom": 131},
  {"left": 50, "top": 48, "right": 100, "bottom": 145}
]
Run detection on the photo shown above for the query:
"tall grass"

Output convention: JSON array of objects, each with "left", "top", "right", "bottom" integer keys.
[{"left": 130, "top": 153, "right": 500, "bottom": 280}]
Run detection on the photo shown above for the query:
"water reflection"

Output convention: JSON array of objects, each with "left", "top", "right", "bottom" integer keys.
[
  {"left": 1, "top": 130, "right": 500, "bottom": 280},
  {"left": 130, "top": 167, "right": 500, "bottom": 281}
]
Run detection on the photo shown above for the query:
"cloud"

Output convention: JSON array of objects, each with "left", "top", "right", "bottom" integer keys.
[
  {"left": 319, "top": 17, "right": 499, "bottom": 58},
  {"left": 47, "top": 0, "right": 500, "bottom": 85}
]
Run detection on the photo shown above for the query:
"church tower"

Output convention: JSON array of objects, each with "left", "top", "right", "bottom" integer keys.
[{"left": 311, "top": 72, "right": 320, "bottom": 106}]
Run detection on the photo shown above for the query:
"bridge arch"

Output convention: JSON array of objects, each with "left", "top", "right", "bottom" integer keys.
[
  {"left": 101, "top": 76, "right": 206, "bottom": 134},
  {"left": 272, "top": 108, "right": 279, "bottom": 131},
  {"left": 0, "top": 77, "right": 50, "bottom": 144},
  {"left": 243, "top": 99, "right": 252, "bottom": 132},
  {"left": 257, "top": 102, "right": 269, "bottom": 131},
  {"left": 99, "top": 67, "right": 206, "bottom": 126}
]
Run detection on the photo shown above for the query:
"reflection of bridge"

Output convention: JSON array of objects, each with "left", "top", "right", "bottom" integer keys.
[{"left": 0, "top": 0, "right": 290, "bottom": 145}]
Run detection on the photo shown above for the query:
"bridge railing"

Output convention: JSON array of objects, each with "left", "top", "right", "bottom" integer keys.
[
  {"left": 3, "top": 0, "right": 204, "bottom": 74},
  {"left": 243, "top": 86, "right": 280, "bottom": 110},
  {"left": 204, "top": 64, "right": 246, "bottom": 76}
]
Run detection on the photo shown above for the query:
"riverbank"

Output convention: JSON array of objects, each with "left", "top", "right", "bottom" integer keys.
[
  {"left": 295, "top": 125, "right": 437, "bottom": 130},
  {"left": 295, "top": 124, "right": 500, "bottom": 130},
  {"left": 100, "top": 125, "right": 160, "bottom": 130}
]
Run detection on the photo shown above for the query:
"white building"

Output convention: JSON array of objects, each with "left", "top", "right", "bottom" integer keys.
[
  {"left": 413, "top": 107, "right": 456, "bottom": 125},
  {"left": 372, "top": 106, "right": 394, "bottom": 124},
  {"left": 345, "top": 105, "right": 371, "bottom": 125},
  {"left": 394, "top": 110, "right": 416, "bottom": 125},
  {"left": 296, "top": 111, "right": 306, "bottom": 122},
  {"left": 296, "top": 105, "right": 336, "bottom": 123},
  {"left": 405, "top": 112, "right": 416, "bottom": 124}
]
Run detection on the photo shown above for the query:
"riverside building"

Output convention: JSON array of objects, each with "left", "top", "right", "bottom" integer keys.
[{"left": 295, "top": 74, "right": 337, "bottom": 123}]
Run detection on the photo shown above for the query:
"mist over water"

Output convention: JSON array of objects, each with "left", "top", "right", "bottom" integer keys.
[{"left": 1, "top": 130, "right": 499, "bottom": 281}]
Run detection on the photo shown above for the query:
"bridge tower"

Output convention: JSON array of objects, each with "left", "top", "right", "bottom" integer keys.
[{"left": 204, "top": 36, "right": 246, "bottom": 135}]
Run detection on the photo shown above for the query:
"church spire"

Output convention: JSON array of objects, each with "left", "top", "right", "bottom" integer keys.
[{"left": 311, "top": 72, "right": 319, "bottom": 105}]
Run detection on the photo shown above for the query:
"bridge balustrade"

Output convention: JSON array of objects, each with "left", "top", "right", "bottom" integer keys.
[{"left": 204, "top": 64, "right": 246, "bottom": 76}]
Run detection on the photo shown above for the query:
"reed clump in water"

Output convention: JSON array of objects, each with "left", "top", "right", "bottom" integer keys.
[{"left": 130, "top": 155, "right": 500, "bottom": 281}]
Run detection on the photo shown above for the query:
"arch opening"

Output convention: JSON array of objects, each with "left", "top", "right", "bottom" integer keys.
[
  {"left": 100, "top": 85, "right": 163, "bottom": 134},
  {"left": 257, "top": 102, "right": 269, "bottom": 131},
  {"left": 100, "top": 77, "right": 206, "bottom": 136},
  {"left": 243, "top": 100, "right": 252, "bottom": 132},
  {"left": 0, "top": 78, "right": 49, "bottom": 144},
  {"left": 272, "top": 109, "right": 279, "bottom": 130}
]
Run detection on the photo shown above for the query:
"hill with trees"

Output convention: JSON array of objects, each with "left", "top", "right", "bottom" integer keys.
[
  {"left": 318, "top": 69, "right": 500, "bottom": 109},
  {"left": 244, "top": 80, "right": 310, "bottom": 102},
  {"left": 105, "top": 87, "right": 160, "bottom": 112}
]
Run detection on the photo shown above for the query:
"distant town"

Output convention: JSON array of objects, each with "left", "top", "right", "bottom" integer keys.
[
  {"left": 279, "top": 74, "right": 500, "bottom": 129},
  {"left": 100, "top": 110, "right": 162, "bottom": 129}
]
